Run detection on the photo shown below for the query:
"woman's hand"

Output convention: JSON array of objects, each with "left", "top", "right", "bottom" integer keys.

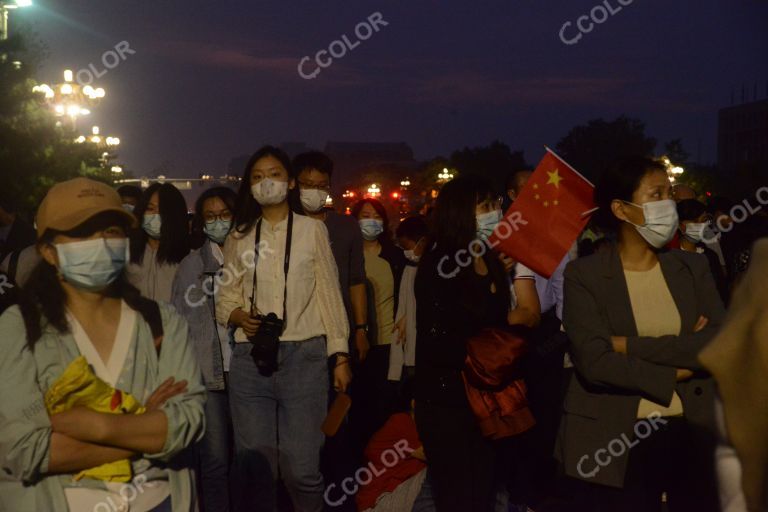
[
  {"left": 333, "top": 355, "right": 352, "bottom": 393},
  {"left": 693, "top": 315, "right": 708, "bottom": 332},
  {"left": 393, "top": 316, "right": 407, "bottom": 345},
  {"left": 411, "top": 445, "right": 427, "bottom": 462},
  {"left": 229, "top": 308, "right": 262, "bottom": 337},
  {"left": 611, "top": 336, "right": 628, "bottom": 354},
  {"left": 676, "top": 369, "right": 694, "bottom": 381},
  {"left": 498, "top": 253, "right": 516, "bottom": 274},
  {"left": 145, "top": 377, "right": 188, "bottom": 411}
]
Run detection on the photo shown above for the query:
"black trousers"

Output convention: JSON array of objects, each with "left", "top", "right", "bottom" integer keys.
[
  {"left": 580, "top": 417, "right": 720, "bottom": 512},
  {"left": 415, "top": 399, "right": 496, "bottom": 512},
  {"left": 350, "top": 344, "right": 398, "bottom": 451}
]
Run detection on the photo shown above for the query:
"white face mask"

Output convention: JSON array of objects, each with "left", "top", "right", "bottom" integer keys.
[
  {"left": 684, "top": 221, "right": 719, "bottom": 245},
  {"left": 624, "top": 199, "right": 679, "bottom": 248},
  {"left": 251, "top": 178, "right": 289, "bottom": 206},
  {"left": 300, "top": 189, "right": 329, "bottom": 213},
  {"left": 476, "top": 209, "right": 503, "bottom": 241},
  {"left": 404, "top": 249, "right": 419, "bottom": 262},
  {"left": 142, "top": 213, "right": 162, "bottom": 239}
]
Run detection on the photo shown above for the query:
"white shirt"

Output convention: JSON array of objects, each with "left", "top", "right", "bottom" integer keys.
[
  {"left": 65, "top": 301, "right": 170, "bottom": 512},
  {"left": 68, "top": 301, "right": 136, "bottom": 387},
  {"left": 389, "top": 264, "right": 418, "bottom": 381},
  {"left": 216, "top": 214, "right": 349, "bottom": 356},
  {"left": 510, "top": 262, "right": 535, "bottom": 310}
]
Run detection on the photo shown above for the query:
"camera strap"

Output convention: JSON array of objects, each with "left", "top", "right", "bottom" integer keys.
[{"left": 249, "top": 210, "right": 294, "bottom": 328}]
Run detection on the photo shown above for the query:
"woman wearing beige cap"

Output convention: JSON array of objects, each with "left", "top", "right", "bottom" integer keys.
[{"left": 0, "top": 178, "right": 205, "bottom": 512}]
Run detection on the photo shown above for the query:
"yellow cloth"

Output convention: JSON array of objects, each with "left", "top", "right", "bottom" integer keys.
[
  {"left": 45, "top": 356, "right": 145, "bottom": 482},
  {"left": 364, "top": 250, "right": 395, "bottom": 346},
  {"left": 623, "top": 263, "right": 685, "bottom": 418}
]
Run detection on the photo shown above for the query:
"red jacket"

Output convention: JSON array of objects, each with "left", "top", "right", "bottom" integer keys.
[
  {"left": 462, "top": 327, "right": 535, "bottom": 440},
  {"left": 356, "top": 413, "right": 425, "bottom": 511}
]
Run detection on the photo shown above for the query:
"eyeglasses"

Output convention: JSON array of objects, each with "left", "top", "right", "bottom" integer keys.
[
  {"left": 204, "top": 211, "right": 233, "bottom": 223},
  {"left": 298, "top": 180, "right": 330, "bottom": 192}
]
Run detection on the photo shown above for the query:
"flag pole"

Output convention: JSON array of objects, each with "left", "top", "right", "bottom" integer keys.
[{"left": 543, "top": 145, "right": 595, "bottom": 187}]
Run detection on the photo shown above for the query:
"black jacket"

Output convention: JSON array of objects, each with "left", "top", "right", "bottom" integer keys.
[{"left": 414, "top": 248, "right": 510, "bottom": 406}]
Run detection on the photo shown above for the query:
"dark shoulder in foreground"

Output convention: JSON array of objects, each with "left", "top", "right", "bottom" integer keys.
[
  {"left": 666, "top": 247, "right": 706, "bottom": 264},
  {"left": 564, "top": 250, "right": 606, "bottom": 280},
  {"left": 324, "top": 209, "right": 358, "bottom": 231}
]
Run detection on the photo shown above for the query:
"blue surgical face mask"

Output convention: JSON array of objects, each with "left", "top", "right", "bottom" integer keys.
[
  {"left": 476, "top": 209, "right": 503, "bottom": 241},
  {"left": 122, "top": 203, "right": 135, "bottom": 213},
  {"left": 142, "top": 213, "right": 162, "bottom": 239},
  {"left": 55, "top": 237, "right": 129, "bottom": 291},
  {"left": 359, "top": 218, "right": 384, "bottom": 241},
  {"left": 204, "top": 219, "right": 232, "bottom": 245}
]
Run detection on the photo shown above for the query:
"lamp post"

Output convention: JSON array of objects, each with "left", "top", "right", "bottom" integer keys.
[
  {"left": 660, "top": 155, "right": 684, "bottom": 184},
  {"left": 32, "top": 69, "right": 105, "bottom": 130},
  {"left": 1, "top": 0, "right": 32, "bottom": 41},
  {"left": 366, "top": 183, "right": 381, "bottom": 198},
  {"left": 437, "top": 167, "right": 454, "bottom": 183},
  {"left": 74, "top": 125, "right": 122, "bottom": 178}
]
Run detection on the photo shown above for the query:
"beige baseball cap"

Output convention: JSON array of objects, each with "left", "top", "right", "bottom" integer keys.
[{"left": 36, "top": 177, "right": 138, "bottom": 238}]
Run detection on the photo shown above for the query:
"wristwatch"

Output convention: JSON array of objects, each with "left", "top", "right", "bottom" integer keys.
[{"left": 354, "top": 323, "right": 368, "bottom": 332}]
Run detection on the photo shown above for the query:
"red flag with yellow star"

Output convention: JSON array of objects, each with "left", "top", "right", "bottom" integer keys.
[{"left": 488, "top": 148, "right": 595, "bottom": 278}]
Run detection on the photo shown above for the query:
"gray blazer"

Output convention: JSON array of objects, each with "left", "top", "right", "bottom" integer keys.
[
  {"left": 171, "top": 240, "right": 231, "bottom": 390},
  {"left": 556, "top": 245, "right": 725, "bottom": 488}
]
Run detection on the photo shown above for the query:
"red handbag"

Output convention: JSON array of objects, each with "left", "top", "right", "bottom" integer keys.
[{"left": 463, "top": 327, "right": 535, "bottom": 440}]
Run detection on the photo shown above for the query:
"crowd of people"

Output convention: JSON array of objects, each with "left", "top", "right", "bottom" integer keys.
[{"left": 0, "top": 146, "right": 766, "bottom": 512}]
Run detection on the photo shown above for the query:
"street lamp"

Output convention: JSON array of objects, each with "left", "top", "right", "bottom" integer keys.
[
  {"left": 437, "top": 167, "right": 454, "bottom": 182},
  {"left": 1, "top": 0, "right": 33, "bottom": 41},
  {"left": 660, "top": 155, "right": 684, "bottom": 184},
  {"left": 367, "top": 183, "right": 381, "bottom": 198},
  {"left": 74, "top": 125, "right": 120, "bottom": 146},
  {"left": 32, "top": 69, "right": 105, "bottom": 129},
  {"left": 400, "top": 178, "right": 411, "bottom": 188}
]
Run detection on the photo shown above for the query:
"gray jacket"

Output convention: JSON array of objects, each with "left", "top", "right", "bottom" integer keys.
[
  {"left": 171, "top": 241, "right": 231, "bottom": 390},
  {"left": 556, "top": 245, "right": 724, "bottom": 488}
]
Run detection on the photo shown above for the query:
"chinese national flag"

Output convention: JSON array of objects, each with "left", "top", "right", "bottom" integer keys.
[{"left": 489, "top": 148, "right": 595, "bottom": 278}]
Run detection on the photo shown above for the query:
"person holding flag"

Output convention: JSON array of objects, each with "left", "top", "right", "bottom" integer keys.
[{"left": 413, "top": 174, "right": 539, "bottom": 512}]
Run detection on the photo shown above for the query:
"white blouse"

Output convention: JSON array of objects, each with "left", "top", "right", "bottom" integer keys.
[{"left": 216, "top": 213, "right": 349, "bottom": 356}]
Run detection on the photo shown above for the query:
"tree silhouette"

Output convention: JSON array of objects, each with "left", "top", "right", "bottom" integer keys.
[
  {"left": 556, "top": 116, "right": 657, "bottom": 181},
  {"left": 0, "top": 32, "right": 105, "bottom": 215},
  {"left": 449, "top": 140, "right": 528, "bottom": 192}
]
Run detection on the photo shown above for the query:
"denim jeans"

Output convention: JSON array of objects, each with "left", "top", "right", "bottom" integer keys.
[
  {"left": 198, "top": 385, "right": 233, "bottom": 512},
  {"left": 229, "top": 337, "right": 329, "bottom": 512}
]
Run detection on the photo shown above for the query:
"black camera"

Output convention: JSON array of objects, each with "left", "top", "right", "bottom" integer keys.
[{"left": 248, "top": 312, "right": 284, "bottom": 375}]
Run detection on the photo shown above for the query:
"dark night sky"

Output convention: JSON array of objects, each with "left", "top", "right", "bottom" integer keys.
[{"left": 13, "top": 0, "right": 768, "bottom": 177}]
